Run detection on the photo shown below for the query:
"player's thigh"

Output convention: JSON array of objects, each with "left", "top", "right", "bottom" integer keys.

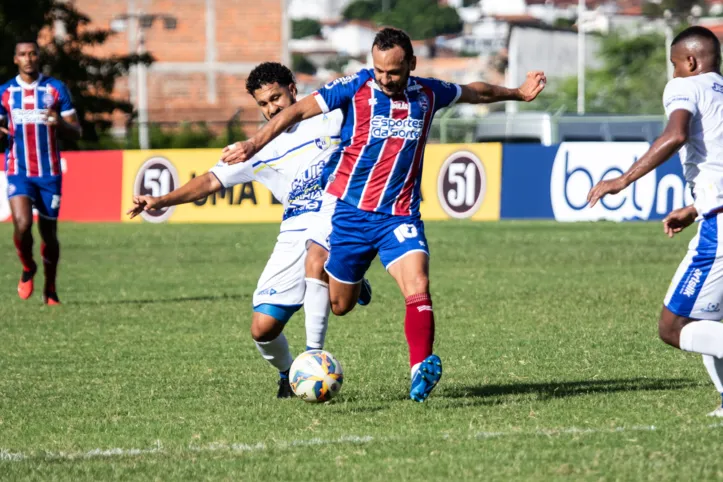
[
  {"left": 324, "top": 202, "right": 377, "bottom": 285},
  {"left": 7, "top": 176, "right": 35, "bottom": 232},
  {"left": 33, "top": 176, "right": 62, "bottom": 221},
  {"left": 664, "top": 215, "right": 723, "bottom": 322},
  {"left": 378, "top": 216, "right": 430, "bottom": 296},
  {"left": 253, "top": 232, "right": 307, "bottom": 311}
]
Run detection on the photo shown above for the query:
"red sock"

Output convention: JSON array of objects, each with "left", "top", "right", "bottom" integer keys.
[
  {"left": 13, "top": 234, "right": 35, "bottom": 273},
  {"left": 41, "top": 242, "right": 60, "bottom": 292},
  {"left": 404, "top": 293, "right": 435, "bottom": 368}
]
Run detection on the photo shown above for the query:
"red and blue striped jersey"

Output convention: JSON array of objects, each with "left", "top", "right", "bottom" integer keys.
[
  {"left": 313, "top": 69, "right": 461, "bottom": 216},
  {"left": 0, "top": 75, "right": 75, "bottom": 178}
]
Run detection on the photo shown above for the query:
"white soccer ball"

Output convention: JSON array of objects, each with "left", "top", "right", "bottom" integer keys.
[{"left": 289, "top": 350, "right": 344, "bottom": 403}]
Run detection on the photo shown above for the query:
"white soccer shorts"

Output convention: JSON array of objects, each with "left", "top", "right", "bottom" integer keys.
[
  {"left": 665, "top": 213, "right": 723, "bottom": 320},
  {"left": 252, "top": 195, "right": 335, "bottom": 309}
]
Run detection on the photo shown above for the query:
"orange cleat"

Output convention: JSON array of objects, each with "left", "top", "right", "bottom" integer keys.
[
  {"left": 17, "top": 268, "right": 36, "bottom": 300},
  {"left": 43, "top": 291, "right": 61, "bottom": 306}
]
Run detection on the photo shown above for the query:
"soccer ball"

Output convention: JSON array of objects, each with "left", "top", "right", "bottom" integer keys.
[{"left": 289, "top": 350, "right": 344, "bottom": 402}]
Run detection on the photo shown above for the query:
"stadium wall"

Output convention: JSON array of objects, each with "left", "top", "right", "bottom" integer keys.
[{"left": 0, "top": 143, "right": 690, "bottom": 223}]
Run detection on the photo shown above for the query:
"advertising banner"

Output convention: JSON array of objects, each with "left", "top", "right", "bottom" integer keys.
[
  {"left": 121, "top": 149, "right": 284, "bottom": 223},
  {"left": 1, "top": 151, "right": 123, "bottom": 222},
  {"left": 420, "top": 143, "right": 502, "bottom": 221},
  {"left": 501, "top": 142, "right": 691, "bottom": 221}
]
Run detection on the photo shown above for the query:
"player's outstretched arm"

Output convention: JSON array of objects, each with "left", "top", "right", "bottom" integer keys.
[
  {"left": 221, "top": 95, "right": 323, "bottom": 166},
  {"left": 126, "top": 172, "right": 222, "bottom": 219},
  {"left": 587, "top": 109, "right": 691, "bottom": 207},
  {"left": 458, "top": 71, "right": 546, "bottom": 104}
]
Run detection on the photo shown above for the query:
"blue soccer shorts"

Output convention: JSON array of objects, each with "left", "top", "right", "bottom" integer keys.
[
  {"left": 6, "top": 175, "right": 62, "bottom": 219},
  {"left": 325, "top": 200, "right": 430, "bottom": 284}
]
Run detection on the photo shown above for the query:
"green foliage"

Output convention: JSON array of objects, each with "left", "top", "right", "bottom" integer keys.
[
  {"left": 0, "top": 1, "right": 152, "bottom": 150},
  {"left": 342, "top": 0, "right": 382, "bottom": 21},
  {"left": 325, "top": 55, "right": 352, "bottom": 73},
  {"left": 642, "top": 0, "right": 706, "bottom": 19},
  {"left": 342, "top": 0, "right": 463, "bottom": 39},
  {"left": 292, "top": 18, "right": 322, "bottom": 39},
  {"left": 292, "top": 53, "right": 317, "bottom": 75},
  {"left": 79, "top": 122, "right": 246, "bottom": 150},
  {"left": 524, "top": 32, "right": 669, "bottom": 115}
]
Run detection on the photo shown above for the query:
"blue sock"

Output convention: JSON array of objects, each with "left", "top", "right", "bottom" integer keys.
[
  {"left": 719, "top": 392, "right": 723, "bottom": 407},
  {"left": 306, "top": 346, "right": 320, "bottom": 352},
  {"left": 279, "top": 369, "right": 289, "bottom": 379}
]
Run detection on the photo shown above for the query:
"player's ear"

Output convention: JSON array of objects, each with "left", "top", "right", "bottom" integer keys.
[
  {"left": 688, "top": 56, "right": 697, "bottom": 73},
  {"left": 289, "top": 83, "right": 297, "bottom": 98},
  {"left": 409, "top": 56, "right": 417, "bottom": 72}
]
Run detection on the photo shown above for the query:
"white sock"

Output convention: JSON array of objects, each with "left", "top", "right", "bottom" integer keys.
[
  {"left": 254, "top": 334, "right": 293, "bottom": 373},
  {"left": 702, "top": 355, "right": 723, "bottom": 393},
  {"left": 679, "top": 321, "right": 723, "bottom": 358},
  {"left": 304, "top": 278, "right": 330, "bottom": 350},
  {"left": 411, "top": 362, "right": 421, "bottom": 379}
]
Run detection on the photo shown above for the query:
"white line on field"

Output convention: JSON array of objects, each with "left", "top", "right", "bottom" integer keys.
[{"left": 3, "top": 424, "right": 723, "bottom": 463}]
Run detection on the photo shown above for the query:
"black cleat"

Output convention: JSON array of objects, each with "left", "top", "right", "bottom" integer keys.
[{"left": 277, "top": 372, "right": 293, "bottom": 399}]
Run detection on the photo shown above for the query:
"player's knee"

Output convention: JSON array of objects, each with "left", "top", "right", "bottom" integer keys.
[
  {"left": 407, "top": 273, "right": 429, "bottom": 297},
  {"left": 250, "top": 315, "right": 284, "bottom": 342},
  {"left": 330, "top": 297, "right": 354, "bottom": 316},
  {"left": 658, "top": 315, "right": 681, "bottom": 348},
  {"left": 305, "top": 252, "right": 327, "bottom": 279},
  {"left": 14, "top": 217, "right": 32, "bottom": 237}
]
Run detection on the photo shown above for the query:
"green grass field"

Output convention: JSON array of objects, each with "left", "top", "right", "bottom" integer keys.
[{"left": 1, "top": 220, "right": 722, "bottom": 480}]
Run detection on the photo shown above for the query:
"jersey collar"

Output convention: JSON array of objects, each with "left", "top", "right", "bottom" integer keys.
[{"left": 15, "top": 74, "right": 44, "bottom": 89}]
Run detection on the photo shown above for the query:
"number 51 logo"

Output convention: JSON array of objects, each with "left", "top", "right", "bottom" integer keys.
[
  {"left": 133, "top": 157, "right": 180, "bottom": 223},
  {"left": 437, "top": 151, "right": 486, "bottom": 219}
]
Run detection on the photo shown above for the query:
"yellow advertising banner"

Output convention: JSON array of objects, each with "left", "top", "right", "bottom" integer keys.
[
  {"left": 419, "top": 143, "right": 502, "bottom": 221},
  {"left": 121, "top": 149, "right": 284, "bottom": 223},
  {"left": 120, "top": 144, "right": 502, "bottom": 223}
]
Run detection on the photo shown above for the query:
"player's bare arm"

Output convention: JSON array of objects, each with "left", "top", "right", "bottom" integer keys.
[
  {"left": 221, "top": 95, "right": 322, "bottom": 165},
  {"left": 587, "top": 109, "right": 691, "bottom": 207},
  {"left": 663, "top": 205, "right": 698, "bottom": 238},
  {"left": 458, "top": 71, "right": 546, "bottom": 104},
  {"left": 127, "top": 172, "right": 223, "bottom": 219},
  {"left": 42, "top": 110, "right": 82, "bottom": 141}
]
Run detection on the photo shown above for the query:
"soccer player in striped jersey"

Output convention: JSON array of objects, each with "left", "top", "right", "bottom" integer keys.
[
  {"left": 0, "top": 39, "right": 81, "bottom": 304},
  {"left": 222, "top": 28, "right": 546, "bottom": 401}
]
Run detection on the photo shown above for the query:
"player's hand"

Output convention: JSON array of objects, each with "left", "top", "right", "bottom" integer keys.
[
  {"left": 517, "top": 71, "right": 547, "bottom": 102},
  {"left": 663, "top": 205, "right": 698, "bottom": 238},
  {"left": 587, "top": 177, "right": 628, "bottom": 208},
  {"left": 127, "top": 195, "right": 164, "bottom": 219},
  {"left": 220, "top": 140, "right": 258, "bottom": 165},
  {"left": 0, "top": 126, "right": 8, "bottom": 136},
  {"left": 41, "top": 108, "right": 59, "bottom": 127}
]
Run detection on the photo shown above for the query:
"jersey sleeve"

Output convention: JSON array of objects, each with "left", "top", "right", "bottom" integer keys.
[
  {"left": 0, "top": 85, "right": 9, "bottom": 120},
  {"left": 312, "top": 71, "right": 367, "bottom": 113},
  {"left": 422, "top": 78, "right": 462, "bottom": 112},
  {"left": 208, "top": 158, "right": 256, "bottom": 187},
  {"left": 55, "top": 82, "right": 76, "bottom": 116},
  {"left": 663, "top": 78, "right": 698, "bottom": 117}
]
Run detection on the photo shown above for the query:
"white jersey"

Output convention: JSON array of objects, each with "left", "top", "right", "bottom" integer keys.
[
  {"left": 210, "top": 110, "right": 343, "bottom": 230},
  {"left": 663, "top": 72, "right": 723, "bottom": 216}
]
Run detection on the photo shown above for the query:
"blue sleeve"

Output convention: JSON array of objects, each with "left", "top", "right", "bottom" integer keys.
[
  {"left": 55, "top": 81, "right": 75, "bottom": 115},
  {"left": 0, "top": 85, "right": 8, "bottom": 118},
  {"left": 421, "top": 78, "right": 462, "bottom": 112},
  {"left": 312, "top": 71, "right": 368, "bottom": 113}
]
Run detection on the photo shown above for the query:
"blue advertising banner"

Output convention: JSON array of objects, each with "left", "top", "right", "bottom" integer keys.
[{"left": 501, "top": 143, "right": 692, "bottom": 221}]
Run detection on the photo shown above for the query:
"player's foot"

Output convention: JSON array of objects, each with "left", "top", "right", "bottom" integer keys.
[
  {"left": 357, "top": 278, "right": 372, "bottom": 306},
  {"left": 17, "top": 266, "right": 37, "bottom": 300},
  {"left": 42, "top": 290, "right": 61, "bottom": 306},
  {"left": 708, "top": 406, "right": 723, "bottom": 417},
  {"left": 277, "top": 370, "right": 293, "bottom": 398},
  {"left": 410, "top": 354, "right": 443, "bottom": 402}
]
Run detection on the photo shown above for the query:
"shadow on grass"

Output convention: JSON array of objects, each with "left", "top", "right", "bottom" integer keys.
[
  {"left": 440, "top": 377, "right": 700, "bottom": 402},
  {"left": 70, "top": 293, "right": 249, "bottom": 305}
]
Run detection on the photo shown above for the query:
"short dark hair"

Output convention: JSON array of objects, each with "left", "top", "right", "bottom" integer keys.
[
  {"left": 372, "top": 27, "right": 414, "bottom": 62},
  {"left": 246, "top": 62, "right": 295, "bottom": 95},
  {"left": 14, "top": 37, "right": 39, "bottom": 52},
  {"left": 672, "top": 26, "right": 721, "bottom": 68}
]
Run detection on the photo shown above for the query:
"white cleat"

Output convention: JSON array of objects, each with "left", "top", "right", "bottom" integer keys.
[{"left": 707, "top": 406, "right": 723, "bottom": 417}]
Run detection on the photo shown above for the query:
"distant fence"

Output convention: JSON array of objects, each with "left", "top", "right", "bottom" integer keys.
[{"left": 0, "top": 142, "right": 687, "bottom": 223}]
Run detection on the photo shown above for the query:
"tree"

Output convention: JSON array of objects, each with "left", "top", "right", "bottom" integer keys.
[
  {"left": 642, "top": 0, "right": 705, "bottom": 19},
  {"left": 523, "top": 32, "right": 670, "bottom": 115},
  {"left": 292, "top": 18, "right": 322, "bottom": 39},
  {"left": 0, "top": 1, "right": 151, "bottom": 149},
  {"left": 343, "top": 0, "right": 384, "bottom": 21},
  {"left": 292, "top": 53, "right": 317, "bottom": 75}
]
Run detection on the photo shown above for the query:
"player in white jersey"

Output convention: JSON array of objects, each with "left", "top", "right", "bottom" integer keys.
[
  {"left": 587, "top": 26, "right": 723, "bottom": 416},
  {"left": 127, "top": 63, "right": 371, "bottom": 398}
]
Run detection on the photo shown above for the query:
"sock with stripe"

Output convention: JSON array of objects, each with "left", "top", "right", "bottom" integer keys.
[{"left": 404, "top": 293, "right": 435, "bottom": 372}]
